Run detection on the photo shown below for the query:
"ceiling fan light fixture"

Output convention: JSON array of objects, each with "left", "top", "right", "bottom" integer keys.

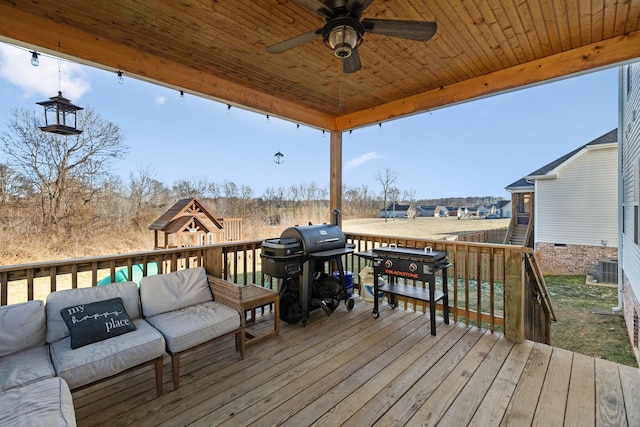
[
  {"left": 327, "top": 25, "right": 358, "bottom": 58},
  {"left": 323, "top": 17, "right": 363, "bottom": 59}
]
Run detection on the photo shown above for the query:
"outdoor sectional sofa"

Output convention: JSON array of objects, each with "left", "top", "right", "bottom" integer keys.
[
  {"left": 0, "top": 267, "right": 246, "bottom": 426},
  {"left": 0, "top": 300, "right": 77, "bottom": 426}
]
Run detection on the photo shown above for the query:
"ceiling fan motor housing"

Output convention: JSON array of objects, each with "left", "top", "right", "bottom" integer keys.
[{"left": 322, "top": 17, "right": 364, "bottom": 58}]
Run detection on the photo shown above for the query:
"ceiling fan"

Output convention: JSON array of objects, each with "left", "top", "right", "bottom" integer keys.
[{"left": 266, "top": 0, "right": 437, "bottom": 74}]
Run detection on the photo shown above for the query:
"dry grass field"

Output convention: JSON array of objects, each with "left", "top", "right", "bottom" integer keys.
[{"left": 342, "top": 216, "right": 511, "bottom": 240}]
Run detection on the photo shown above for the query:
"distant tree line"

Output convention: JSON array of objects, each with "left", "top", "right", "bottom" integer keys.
[{"left": 0, "top": 107, "right": 504, "bottom": 262}]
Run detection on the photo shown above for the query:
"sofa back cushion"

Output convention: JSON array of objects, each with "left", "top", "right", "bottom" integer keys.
[
  {"left": 46, "top": 281, "right": 141, "bottom": 344},
  {"left": 139, "top": 267, "right": 212, "bottom": 317},
  {"left": 0, "top": 300, "right": 46, "bottom": 357}
]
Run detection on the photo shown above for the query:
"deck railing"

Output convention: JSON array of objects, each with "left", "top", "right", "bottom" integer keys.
[{"left": 0, "top": 233, "right": 551, "bottom": 344}]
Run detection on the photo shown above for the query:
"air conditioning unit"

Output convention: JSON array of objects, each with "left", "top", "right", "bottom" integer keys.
[{"left": 598, "top": 258, "right": 618, "bottom": 284}]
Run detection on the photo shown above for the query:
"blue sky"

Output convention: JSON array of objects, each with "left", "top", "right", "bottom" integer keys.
[{"left": 0, "top": 42, "right": 619, "bottom": 200}]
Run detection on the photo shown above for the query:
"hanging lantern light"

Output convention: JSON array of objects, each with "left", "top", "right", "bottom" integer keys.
[
  {"left": 274, "top": 151, "right": 284, "bottom": 164},
  {"left": 36, "top": 91, "right": 83, "bottom": 135}
]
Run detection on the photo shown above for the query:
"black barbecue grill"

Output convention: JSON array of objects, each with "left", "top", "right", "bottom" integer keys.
[{"left": 261, "top": 223, "right": 355, "bottom": 324}]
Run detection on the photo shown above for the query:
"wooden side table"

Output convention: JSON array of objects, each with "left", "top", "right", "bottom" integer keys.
[{"left": 241, "top": 284, "right": 279, "bottom": 345}]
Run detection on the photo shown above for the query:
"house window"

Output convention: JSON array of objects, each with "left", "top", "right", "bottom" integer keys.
[
  {"left": 635, "top": 206, "right": 639, "bottom": 245},
  {"left": 634, "top": 308, "right": 639, "bottom": 349},
  {"left": 628, "top": 65, "right": 633, "bottom": 97},
  {"left": 635, "top": 162, "right": 639, "bottom": 203}
]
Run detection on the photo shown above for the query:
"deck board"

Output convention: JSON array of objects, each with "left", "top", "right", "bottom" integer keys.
[
  {"left": 71, "top": 299, "right": 640, "bottom": 427},
  {"left": 406, "top": 330, "right": 500, "bottom": 426},
  {"left": 534, "top": 347, "right": 573, "bottom": 425},
  {"left": 595, "top": 358, "right": 628, "bottom": 426},
  {"left": 468, "top": 340, "right": 534, "bottom": 426},
  {"left": 437, "top": 335, "right": 514, "bottom": 426},
  {"left": 565, "top": 351, "right": 596, "bottom": 426}
]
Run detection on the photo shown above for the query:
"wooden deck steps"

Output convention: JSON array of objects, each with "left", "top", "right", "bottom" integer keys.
[
  {"left": 73, "top": 299, "right": 640, "bottom": 426},
  {"left": 508, "top": 223, "right": 528, "bottom": 246}
]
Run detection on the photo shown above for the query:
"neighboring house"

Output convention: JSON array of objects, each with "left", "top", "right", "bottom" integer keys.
[
  {"left": 465, "top": 206, "right": 480, "bottom": 217},
  {"left": 505, "top": 129, "right": 618, "bottom": 275},
  {"left": 619, "top": 63, "right": 640, "bottom": 364},
  {"left": 477, "top": 205, "right": 490, "bottom": 217},
  {"left": 493, "top": 200, "right": 512, "bottom": 218},
  {"left": 379, "top": 203, "right": 410, "bottom": 218},
  {"left": 434, "top": 205, "right": 449, "bottom": 217},
  {"left": 416, "top": 205, "right": 437, "bottom": 217}
]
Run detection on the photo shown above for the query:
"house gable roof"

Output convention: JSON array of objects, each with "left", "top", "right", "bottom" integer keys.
[
  {"left": 527, "top": 129, "right": 618, "bottom": 178},
  {"left": 506, "top": 129, "right": 617, "bottom": 191}
]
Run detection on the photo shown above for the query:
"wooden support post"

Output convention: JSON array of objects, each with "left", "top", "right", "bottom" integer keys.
[
  {"left": 504, "top": 248, "right": 524, "bottom": 343},
  {"left": 203, "top": 246, "right": 223, "bottom": 278},
  {"left": 329, "top": 130, "right": 343, "bottom": 226}
]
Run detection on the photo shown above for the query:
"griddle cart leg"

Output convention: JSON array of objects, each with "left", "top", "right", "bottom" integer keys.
[
  {"left": 429, "top": 274, "right": 437, "bottom": 336},
  {"left": 443, "top": 266, "right": 450, "bottom": 324},
  {"left": 371, "top": 262, "right": 380, "bottom": 319}
]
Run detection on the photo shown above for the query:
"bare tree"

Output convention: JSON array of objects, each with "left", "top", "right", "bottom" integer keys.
[
  {"left": 375, "top": 168, "right": 398, "bottom": 222},
  {"left": 0, "top": 107, "right": 127, "bottom": 227},
  {"left": 403, "top": 188, "right": 416, "bottom": 203},
  {"left": 129, "top": 163, "right": 167, "bottom": 227},
  {"left": 239, "top": 185, "right": 254, "bottom": 217},
  {"left": 388, "top": 186, "right": 401, "bottom": 218},
  {"left": 0, "top": 163, "right": 25, "bottom": 202},
  {"left": 172, "top": 176, "right": 211, "bottom": 200}
]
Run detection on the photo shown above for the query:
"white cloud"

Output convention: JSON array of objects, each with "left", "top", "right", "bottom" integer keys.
[
  {"left": 0, "top": 43, "right": 91, "bottom": 101},
  {"left": 153, "top": 95, "right": 166, "bottom": 105},
  {"left": 346, "top": 151, "right": 383, "bottom": 169}
]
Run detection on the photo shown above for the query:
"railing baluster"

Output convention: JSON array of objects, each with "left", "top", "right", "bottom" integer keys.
[
  {"left": 1, "top": 271, "right": 7, "bottom": 305},
  {"left": 72, "top": 264, "right": 78, "bottom": 289},
  {"left": 27, "top": 269, "right": 34, "bottom": 301},
  {"left": 464, "top": 248, "right": 470, "bottom": 324},
  {"left": 476, "top": 248, "right": 482, "bottom": 327},
  {"left": 50, "top": 266, "right": 57, "bottom": 293},
  {"left": 489, "top": 247, "right": 495, "bottom": 332}
]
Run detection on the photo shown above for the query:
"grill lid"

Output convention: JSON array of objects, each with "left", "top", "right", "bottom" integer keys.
[{"left": 280, "top": 224, "right": 346, "bottom": 254}]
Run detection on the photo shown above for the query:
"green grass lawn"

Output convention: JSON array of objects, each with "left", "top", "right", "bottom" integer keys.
[{"left": 546, "top": 275, "right": 637, "bottom": 367}]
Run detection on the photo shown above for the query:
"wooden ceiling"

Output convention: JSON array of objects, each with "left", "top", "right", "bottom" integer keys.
[{"left": 0, "top": 0, "right": 639, "bottom": 131}]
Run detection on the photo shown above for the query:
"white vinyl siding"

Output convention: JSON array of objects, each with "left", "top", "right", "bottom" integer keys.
[
  {"left": 621, "top": 63, "right": 640, "bottom": 301},
  {"left": 535, "top": 146, "right": 618, "bottom": 247}
]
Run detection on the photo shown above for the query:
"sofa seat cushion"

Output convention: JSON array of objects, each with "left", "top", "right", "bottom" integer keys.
[
  {"left": 49, "top": 318, "right": 165, "bottom": 390},
  {"left": 0, "top": 377, "right": 76, "bottom": 427},
  {"left": 0, "top": 300, "right": 46, "bottom": 357},
  {"left": 0, "top": 344, "right": 55, "bottom": 392},
  {"left": 139, "top": 267, "right": 212, "bottom": 317},
  {"left": 145, "top": 301, "right": 240, "bottom": 353}
]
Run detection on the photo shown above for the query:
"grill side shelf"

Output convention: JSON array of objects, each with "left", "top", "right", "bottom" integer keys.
[{"left": 379, "top": 282, "right": 445, "bottom": 302}]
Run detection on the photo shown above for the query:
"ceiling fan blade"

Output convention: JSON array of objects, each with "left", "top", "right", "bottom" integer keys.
[
  {"left": 342, "top": 49, "right": 362, "bottom": 74},
  {"left": 291, "top": 0, "right": 334, "bottom": 18},
  {"left": 362, "top": 19, "right": 437, "bottom": 41},
  {"left": 346, "top": 0, "right": 373, "bottom": 19},
  {"left": 266, "top": 29, "right": 322, "bottom": 54}
]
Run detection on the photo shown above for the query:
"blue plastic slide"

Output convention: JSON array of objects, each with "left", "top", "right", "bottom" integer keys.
[{"left": 97, "top": 262, "right": 159, "bottom": 286}]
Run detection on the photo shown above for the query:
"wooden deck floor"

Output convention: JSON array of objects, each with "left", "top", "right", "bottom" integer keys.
[{"left": 73, "top": 299, "right": 640, "bottom": 426}]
